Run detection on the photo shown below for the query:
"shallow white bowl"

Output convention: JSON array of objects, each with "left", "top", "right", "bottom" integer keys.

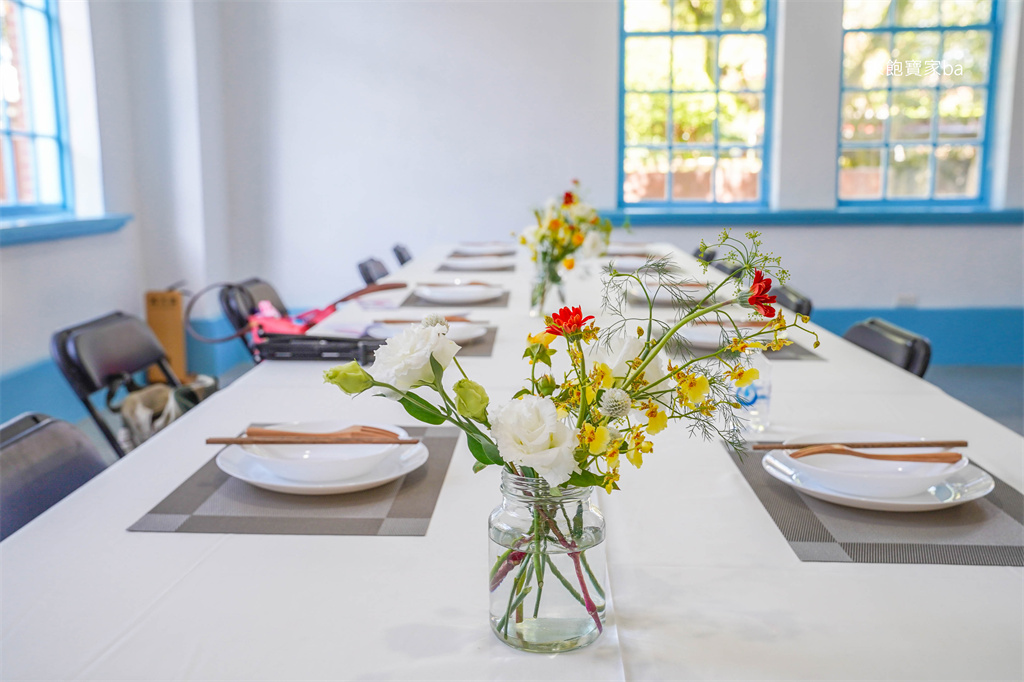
[
  {"left": 413, "top": 284, "right": 504, "bottom": 305},
  {"left": 442, "top": 256, "right": 515, "bottom": 271},
  {"left": 241, "top": 421, "right": 409, "bottom": 483},
  {"left": 776, "top": 430, "right": 969, "bottom": 499}
]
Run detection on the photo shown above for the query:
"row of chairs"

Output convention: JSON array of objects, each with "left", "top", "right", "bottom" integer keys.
[
  {"left": 691, "top": 246, "right": 929, "bottom": 375},
  {"left": 359, "top": 244, "right": 412, "bottom": 285}
]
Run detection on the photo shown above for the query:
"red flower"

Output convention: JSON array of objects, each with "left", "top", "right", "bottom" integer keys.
[
  {"left": 545, "top": 306, "right": 595, "bottom": 337},
  {"left": 562, "top": 191, "right": 576, "bottom": 207},
  {"left": 746, "top": 270, "right": 777, "bottom": 318}
]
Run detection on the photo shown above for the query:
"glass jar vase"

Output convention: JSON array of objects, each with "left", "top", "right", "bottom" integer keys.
[
  {"left": 487, "top": 470, "right": 607, "bottom": 653},
  {"left": 529, "top": 261, "right": 566, "bottom": 317}
]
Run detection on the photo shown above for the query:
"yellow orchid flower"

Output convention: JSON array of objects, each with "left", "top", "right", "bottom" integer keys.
[
  {"left": 728, "top": 366, "right": 760, "bottom": 388},
  {"left": 676, "top": 372, "right": 711, "bottom": 407},
  {"left": 645, "top": 409, "right": 668, "bottom": 434},
  {"left": 590, "top": 362, "right": 614, "bottom": 389},
  {"left": 527, "top": 331, "right": 557, "bottom": 348}
]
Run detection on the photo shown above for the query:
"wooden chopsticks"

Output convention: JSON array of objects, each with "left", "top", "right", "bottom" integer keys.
[
  {"left": 751, "top": 440, "right": 968, "bottom": 451},
  {"left": 207, "top": 436, "right": 420, "bottom": 446}
]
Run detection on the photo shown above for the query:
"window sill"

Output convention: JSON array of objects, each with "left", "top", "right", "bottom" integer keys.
[
  {"left": 0, "top": 213, "right": 133, "bottom": 247},
  {"left": 599, "top": 206, "right": 1024, "bottom": 227}
]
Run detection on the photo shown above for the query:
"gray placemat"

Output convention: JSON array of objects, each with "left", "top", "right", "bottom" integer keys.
[
  {"left": 454, "top": 327, "right": 497, "bottom": 357},
  {"left": 764, "top": 341, "right": 822, "bottom": 361},
  {"left": 400, "top": 291, "right": 509, "bottom": 308},
  {"left": 437, "top": 264, "right": 515, "bottom": 273},
  {"left": 727, "top": 444, "right": 1024, "bottom": 565},
  {"left": 129, "top": 426, "right": 459, "bottom": 537}
]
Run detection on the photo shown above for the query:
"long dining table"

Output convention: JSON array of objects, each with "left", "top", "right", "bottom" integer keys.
[{"left": 2, "top": 243, "right": 1022, "bottom": 681}]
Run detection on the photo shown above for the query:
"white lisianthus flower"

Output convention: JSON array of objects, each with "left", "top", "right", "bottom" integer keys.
[
  {"left": 371, "top": 324, "right": 460, "bottom": 395},
  {"left": 587, "top": 334, "right": 667, "bottom": 386},
  {"left": 580, "top": 230, "right": 608, "bottom": 259},
  {"left": 489, "top": 395, "right": 579, "bottom": 487}
]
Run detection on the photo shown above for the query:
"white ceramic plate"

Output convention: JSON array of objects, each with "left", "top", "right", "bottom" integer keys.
[
  {"left": 441, "top": 256, "right": 515, "bottom": 271},
  {"left": 413, "top": 284, "right": 504, "bottom": 305},
  {"left": 218, "top": 441, "right": 429, "bottom": 495},
  {"left": 239, "top": 421, "right": 409, "bottom": 483},
  {"left": 367, "top": 321, "right": 488, "bottom": 345},
  {"left": 777, "top": 430, "right": 969, "bottom": 498},
  {"left": 762, "top": 454, "right": 994, "bottom": 512},
  {"left": 606, "top": 243, "right": 653, "bottom": 256},
  {"left": 452, "top": 243, "right": 516, "bottom": 256}
]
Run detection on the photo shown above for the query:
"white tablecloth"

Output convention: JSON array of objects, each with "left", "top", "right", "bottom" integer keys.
[{"left": 3, "top": 244, "right": 1021, "bottom": 680}]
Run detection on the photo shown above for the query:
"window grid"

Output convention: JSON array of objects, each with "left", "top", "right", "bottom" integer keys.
[
  {"left": 0, "top": 0, "right": 70, "bottom": 217},
  {"left": 618, "top": 0, "right": 775, "bottom": 208},
  {"left": 837, "top": 1, "right": 1001, "bottom": 206}
]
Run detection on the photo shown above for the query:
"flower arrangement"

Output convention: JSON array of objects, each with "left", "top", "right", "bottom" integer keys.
[
  {"left": 324, "top": 230, "right": 818, "bottom": 651},
  {"left": 519, "top": 180, "right": 615, "bottom": 314}
]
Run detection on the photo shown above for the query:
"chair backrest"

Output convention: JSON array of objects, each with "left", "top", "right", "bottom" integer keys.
[
  {"left": 218, "top": 278, "right": 289, "bottom": 337},
  {"left": 358, "top": 258, "right": 389, "bottom": 285},
  {"left": 843, "top": 317, "right": 931, "bottom": 377},
  {"left": 774, "top": 284, "right": 813, "bottom": 317},
  {"left": 692, "top": 247, "right": 717, "bottom": 263},
  {"left": 393, "top": 244, "right": 412, "bottom": 266},
  {"left": 713, "top": 261, "right": 743, "bottom": 278},
  {"left": 1, "top": 414, "right": 110, "bottom": 540},
  {"left": 51, "top": 312, "right": 180, "bottom": 457}
]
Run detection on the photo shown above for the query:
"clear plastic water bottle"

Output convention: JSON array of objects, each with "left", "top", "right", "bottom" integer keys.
[{"left": 735, "top": 351, "right": 772, "bottom": 432}]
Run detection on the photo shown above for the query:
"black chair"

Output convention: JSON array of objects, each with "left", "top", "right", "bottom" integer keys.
[
  {"left": 844, "top": 317, "right": 931, "bottom": 377},
  {"left": 693, "top": 247, "right": 717, "bottom": 263},
  {"left": 51, "top": 312, "right": 181, "bottom": 458},
  {"left": 713, "top": 261, "right": 743, "bottom": 279},
  {"left": 218, "top": 278, "right": 289, "bottom": 359},
  {"left": 358, "top": 258, "right": 389, "bottom": 285},
  {"left": 774, "top": 284, "right": 813, "bottom": 317},
  {"left": 393, "top": 244, "right": 412, "bottom": 266},
  {"left": 1, "top": 413, "right": 111, "bottom": 540}
]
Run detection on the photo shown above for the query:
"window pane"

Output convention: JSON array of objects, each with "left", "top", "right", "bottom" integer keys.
[
  {"left": 718, "top": 92, "right": 763, "bottom": 144},
  {"left": 1, "top": 1, "right": 32, "bottom": 132},
  {"left": 844, "top": 31, "right": 891, "bottom": 89},
  {"left": 623, "top": 147, "right": 668, "bottom": 203},
  {"left": 937, "top": 86, "right": 984, "bottom": 140},
  {"left": 672, "top": 93, "right": 715, "bottom": 143},
  {"left": 673, "top": 0, "right": 715, "bottom": 31},
  {"left": 934, "top": 144, "right": 980, "bottom": 197},
  {"left": 625, "top": 37, "right": 671, "bottom": 91},
  {"left": 839, "top": 149, "right": 883, "bottom": 200},
  {"left": 720, "top": 0, "right": 766, "bottom": 30},
  {"left": 718, "top": 34, "right": 766, "bottom": 92},
  {"left": 671, "top": 151, "right": 714, "bottom": 201},
  {"left": 887, "top": 144, "right": 931, "bottom": 198},
  {"left": 624, "top": 0, "right": 671, "bottom": 32},
  {"left": 716, "top": 148, "right": 760, "bottom": 202},
  {"left": 672, "top": 36, "right": 716, "bottom": 91},
  {"left": 890, "top": 89, "right": 933, "bottom": 141},
  {"left": 625, "top": 93, "right": 668, "bottom": 145},
  {"left": 941, "top": 30, "right": 990, "bottom": 86},
  {"left": 11, "top": 135, "right": 35, "bottom": 202},
  {"left": 841, "top": 90, "right": 888, "bottom": 142},
  {"left": 892, "top": 31, "right": 939, "bottom": 86},
  {"left": 844, "top": 0, "right": 891, "bottom": 29},
  {"left": 894, "top": 0, "right": 938, "bottom": 27},
  {"left": 35, "top": 135, "right": 60, "bottom": 204},
  {"left": 22, "top": 0, "right": 47, "bottom": 9},
  {"left": 23, "top": 6, "right": 56, "bottom": 136},
  {"left": 940, "top": 0, "right": 991, "bottom": 26},
  {"left": 0, "top": 134, "right": 11, "bottom": 202}
]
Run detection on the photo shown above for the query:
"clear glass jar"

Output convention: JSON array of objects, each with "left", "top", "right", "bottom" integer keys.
[
  {"left": 529, "top": 261, "right": 566, "bottom": 317},
  {"left": 487, "top": 471, "right": 607, "bottom": 653}
]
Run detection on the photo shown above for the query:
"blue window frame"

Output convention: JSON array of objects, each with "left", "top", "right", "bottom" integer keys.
[
  {"left": 0, "top": 0, "right": 72, "bottom": 219},
  {"left": 618, "top": 0, "right": 775, "bottom": 208},
  {"left": 838, "top": 0, "right": 1001, "bottom": 205}
]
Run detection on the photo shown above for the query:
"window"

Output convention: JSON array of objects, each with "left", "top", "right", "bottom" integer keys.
[
  {"left": 838, "top": 0, "right": 999, "bottom": 204},
  {"left": 1, "top": 0, "right": 70, "bottom": 218},
  {"left": 619, "top": 0, "right": 773, "bottom": 207}
]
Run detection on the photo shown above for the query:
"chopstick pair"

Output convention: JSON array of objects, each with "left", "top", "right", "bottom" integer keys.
[
  {"left": 207, "top": 424, "right": 420, "bottom": 446},
  {"left": 751, "top": 440, "right": 969, "bottom": 451}
]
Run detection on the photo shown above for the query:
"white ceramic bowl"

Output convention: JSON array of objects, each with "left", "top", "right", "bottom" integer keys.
[
  {"left": 442, "top": 256, "right": 515, "bottom": 271},
  {"left": 776, "top": 430, "right": 969, "bottom": 499},
  {"left": 413, "top": 284, "right": 504, "bottom": 305},
  {"left": 241, "top": 421, "right": 409, "bottom": 483}
]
